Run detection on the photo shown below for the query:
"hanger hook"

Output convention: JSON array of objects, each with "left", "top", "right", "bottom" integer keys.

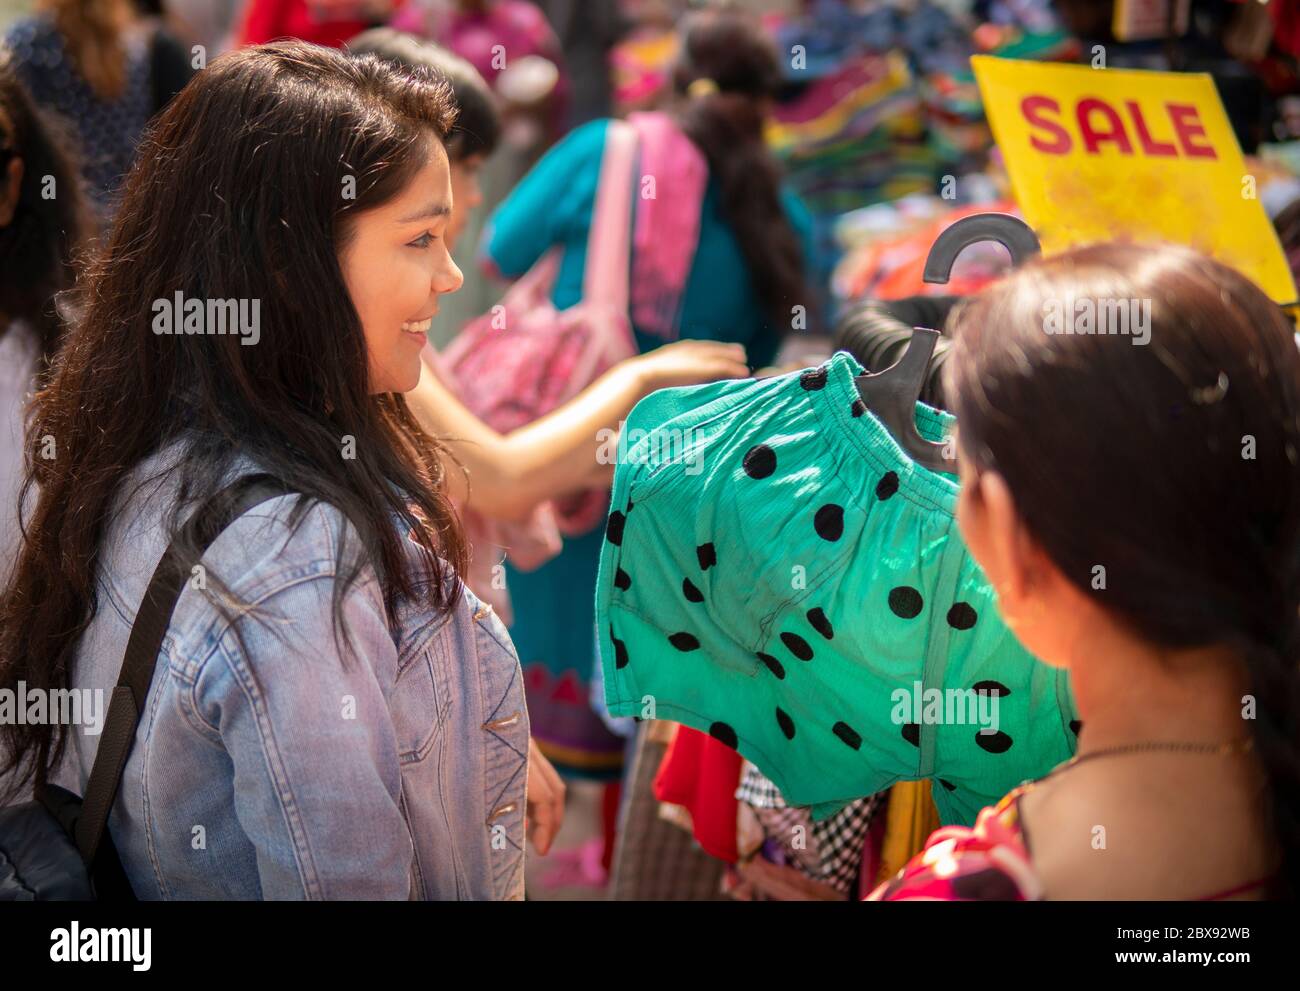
[{"left": 922, "top": 213, "right": 1041, "bottom": 286}]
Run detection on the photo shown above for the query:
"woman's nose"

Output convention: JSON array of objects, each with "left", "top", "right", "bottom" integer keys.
[{"left": 438, "top": 253, "right": 464, "bottom": 295}]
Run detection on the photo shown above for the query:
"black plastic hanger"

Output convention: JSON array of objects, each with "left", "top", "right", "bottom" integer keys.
[{"left": 853, "top": 213, "right": 1041, "bottom": 473}]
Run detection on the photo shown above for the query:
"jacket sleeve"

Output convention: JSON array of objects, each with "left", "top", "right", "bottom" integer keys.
[{"left": 194, "top": 522, "right": 412, "bottom": 900}]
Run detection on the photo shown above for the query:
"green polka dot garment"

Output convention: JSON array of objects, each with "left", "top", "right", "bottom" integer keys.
[{"left": 596, "top": 353, "right": 1079, "bottom": 826}]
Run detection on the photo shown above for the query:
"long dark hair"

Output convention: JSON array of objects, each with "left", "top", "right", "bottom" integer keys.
[
  {"left": 0, "top": 54, "right": 89, "bottom": 373},
  {"left": 0, "top": 41, "right": 469, "bottom": 797},
  {"left": 668, "top": 5, "right": 808, "bottom": 331},
  {"left": 945, "top": 242, "right": 1300, "bottom": 897}
]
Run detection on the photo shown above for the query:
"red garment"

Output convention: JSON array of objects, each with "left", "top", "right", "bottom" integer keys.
[
  {"left": 652, "top": 725, "right": 742, "bottom": 863},
  {"left": 239, "top": 0, "right": 373, "bottom": 49},
  {"left": 868, "top": 782, "right": 1279, "bottom": 901},
  {"left": 601, "top": 780, "right": 621, "bottom": 875},
  {"left": 1273, "top": 0, "right": 1300, "bottom": 59}
]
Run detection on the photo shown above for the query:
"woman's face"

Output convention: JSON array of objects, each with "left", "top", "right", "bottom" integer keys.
[
  {"left": 954, "top": 444, "right": 1081, "bottom": 668},
  {"left": 339, "top": 137, "right": 463, "bottom": 393}
]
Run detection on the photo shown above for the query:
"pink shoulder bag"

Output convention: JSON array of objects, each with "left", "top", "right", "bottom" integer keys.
[{"left": 442, "top": 119, "right": 641, "bottom": 536}]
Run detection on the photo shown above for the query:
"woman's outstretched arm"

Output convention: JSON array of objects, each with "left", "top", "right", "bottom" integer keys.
[{"left": 407, "top": 339, "right": 749, "bottom": 522}]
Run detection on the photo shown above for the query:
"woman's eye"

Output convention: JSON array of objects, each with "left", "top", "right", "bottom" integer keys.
[{"left": 409, "top": 232, "right": 436, "bottom": 249}]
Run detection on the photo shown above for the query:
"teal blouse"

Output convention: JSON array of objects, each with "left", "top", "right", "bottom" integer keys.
[{"left": 481, "top": 118, "right": 815, "bottom": 368}]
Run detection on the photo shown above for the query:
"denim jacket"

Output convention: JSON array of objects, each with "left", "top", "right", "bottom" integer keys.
[{"left": 59, "top": 445, "right": 529, "bottom": 899}]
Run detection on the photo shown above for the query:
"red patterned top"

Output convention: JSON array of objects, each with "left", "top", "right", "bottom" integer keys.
[
  {"left": 866, "top": 785, "right": 1041, "bottom": 901},
  {"left": 866, "top": 782, "right": 1277, "bottom": 901}
]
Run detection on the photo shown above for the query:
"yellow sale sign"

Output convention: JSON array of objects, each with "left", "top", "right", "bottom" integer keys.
[{"left": 972, "top": 56, "right": 1297, "bottom": 305}]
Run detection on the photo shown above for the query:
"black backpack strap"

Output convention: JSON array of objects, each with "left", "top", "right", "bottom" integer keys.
[{"left": 75, "top": 474, "right": 294, "bottom": 865}]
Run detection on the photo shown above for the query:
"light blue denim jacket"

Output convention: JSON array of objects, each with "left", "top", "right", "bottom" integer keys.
[{"left": 59, "top": 445, "right": 529, "bottom": 899}]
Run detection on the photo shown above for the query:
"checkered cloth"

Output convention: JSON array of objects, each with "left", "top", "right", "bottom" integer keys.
[
  {"left": 736, "top": 761, "right": 787, "bottom": 809},
  {"left": 736, "top": 762, "right": 885, "bottom": 895}
]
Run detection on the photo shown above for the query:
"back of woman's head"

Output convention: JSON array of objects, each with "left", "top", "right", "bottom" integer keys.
[
  {"left": 1, "top": 40, "right": 466, "bottom": 795},
  {"left": 668, "top": 4, "right": 808, "bottom": 331},
  {"left": 944, "top": 242, "right": 1300, "bottom": 895},
  {"left": 347, "top": 27, "right": 500, "bottom": 162},
  {"left": 0, "top": 54, "right": 88, "bottom": 370},
  {"left": 43, "top": 0, "right": 135, "bottom": 101}
]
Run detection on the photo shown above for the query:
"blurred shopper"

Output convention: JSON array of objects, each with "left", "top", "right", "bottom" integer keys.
[
  {"left": 479, "top": 4, "right": 816, "bottom": 779},
  {"left": 0, "top": 57, "right": 89, "bottom": 581},
  {"left": 390, "top": 0, "right": 568, "bottom": 148},
  {"left": 2, "top": 0, "right": 193, "bottom": 220}
]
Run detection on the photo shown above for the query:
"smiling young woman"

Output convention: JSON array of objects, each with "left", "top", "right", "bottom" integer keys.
[
  {"left": 0, "top": 41, "right": 531, "bottom": 900},
  {"left": 339, "top": 138, "right": 464, "bottom": 393}
]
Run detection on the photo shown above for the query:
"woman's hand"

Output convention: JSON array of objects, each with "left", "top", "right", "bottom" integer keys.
[
  {"left": 631, "top": 340, "right": 750, "bottom": 393},
  {"left": 525, "top": 737, "right": 566, "bottom": 856}
]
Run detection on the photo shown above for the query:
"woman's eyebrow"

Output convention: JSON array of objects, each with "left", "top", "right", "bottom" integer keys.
[{"left": 398, "top": 201, "right": 451, "bottom": 223}]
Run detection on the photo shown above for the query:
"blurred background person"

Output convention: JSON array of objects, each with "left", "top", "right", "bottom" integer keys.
[
  {"left": 477, "top": 4, "right": 816, "bottom": 787},
  {"left": 0, "top": 55, "right": 88, "bottom": 580},
  {"left": 2, "top": 0, "right": 192, "bottom": 221}
]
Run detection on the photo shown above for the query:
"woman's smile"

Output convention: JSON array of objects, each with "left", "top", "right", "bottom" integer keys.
[{"left": 402, "top": 315, "right": 434, "bottom": 343}]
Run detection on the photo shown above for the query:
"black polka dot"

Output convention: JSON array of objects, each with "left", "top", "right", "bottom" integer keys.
[
  {"left": 975, "top": 729, "right": 1014, "bottom": 754},
  {"left": 614, "top": 568, "right": 631, "bottom": 591},
  {"left": 742, "top": 444, "right": 777, "bottom": 479},
  {"left": 814, "top": 504, "right": 844, "bottom": 541},
  {"left": 606, "top": 511, "right": 625, "bottom": 546},
  {"left": 1070, "top": 719, "right": 1083, "bottom": 736},
  {"left": 757, "top": 652, "right": 785, "bottom": 679},
  {"left": 947, "top": 602, "right": 977, "bottom": 630},
  {"left": 780, "top": 631, "right": 813, "bottom": 661},
  {"left": 800, "top": 366, "right": 828, "bottom": 391},
  {"left": 901, "top": 722, "right": 920, "bottom": 747},
  {"left": 832, "top": 721, "right": 862, "bottom": 750},
  {"left": 776, "top": 707, "right": 796, "bottom": 740},
  {"left": 888, "top": 586, "right": 924, "bottom": 619},
  {"left": 709, "top": 722, "right": 738, "bottom": 749},
  {"left": 938, "top": 779, "right": 957, "bottom": 792},
  {"left": 611, "top": 628, "right": 628, "bottom": 669},
  {"left": 972, "top": 680, "right": 1011, "bottom": 697},
  {"left": 696, "top": 543, "right": 716, "bottom": 570},
  {"left": 668, "top": 632, "right": 700, "bottom": 652},
  {"left": 851, "top": 398, "right": 866, "bottom": 418},
  {"left": 806, "top": 607, "right": 834, "bottom": 640},
  {"left": 682, "top": 577, "right": 704, "bottom": 602},
  {"left": 875, "top": 471, "right": 899, "bottom": 501}
]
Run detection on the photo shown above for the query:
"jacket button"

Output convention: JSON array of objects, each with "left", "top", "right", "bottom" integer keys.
[{"left": 486, "top": 803, "right": 517, "bottom": 824}]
